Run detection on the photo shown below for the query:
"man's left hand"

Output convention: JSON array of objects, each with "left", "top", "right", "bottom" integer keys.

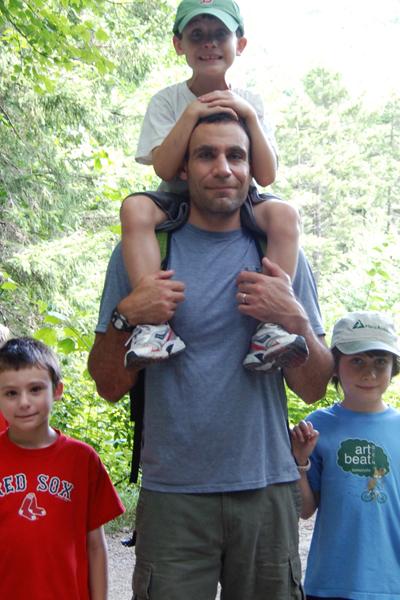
[{"left": 236, "top": 257, "right": 308, "bottom": 335}]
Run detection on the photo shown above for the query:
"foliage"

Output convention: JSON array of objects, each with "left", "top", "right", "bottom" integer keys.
[
  {"left": 1, "top": 9, "right": 400, "bottom": 487},
  {"left": 0, "top": 0, "right": 175, "bottom": 484}
]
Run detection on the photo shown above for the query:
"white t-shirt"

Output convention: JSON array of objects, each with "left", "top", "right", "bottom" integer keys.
[{"left": 135, "top": 81, "right": 277, "bottom": 193}]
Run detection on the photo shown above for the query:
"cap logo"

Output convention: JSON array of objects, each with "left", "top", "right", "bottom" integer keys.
[
  {"left": 353, "top": 320, "right": 365, "bottom": 329},
  {"left": 200, "top": 0, "right": 214, "bottom": 4}
]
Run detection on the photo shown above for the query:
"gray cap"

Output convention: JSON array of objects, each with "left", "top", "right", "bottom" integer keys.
[{"left": 331, "top": 311, "right": 400, "bottom": 356}]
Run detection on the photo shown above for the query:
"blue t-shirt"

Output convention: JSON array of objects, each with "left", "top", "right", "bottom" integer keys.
[
  {"left": 305, "top": 403, "right": 400, "bottom": 599},
  {"left": 96, "top": 224, "right": 324, "bottom": 493}
]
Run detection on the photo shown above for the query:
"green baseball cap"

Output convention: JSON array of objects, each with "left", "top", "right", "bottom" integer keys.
[
  {"left": 331, "top": 311, "right": 400, "bottom": 357},
  {"left": 173, "top": 0, "right": 244, "bottom": 37}
]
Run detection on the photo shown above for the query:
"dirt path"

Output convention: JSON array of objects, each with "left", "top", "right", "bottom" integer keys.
[{"left": 107, "top": 517, "right": 315, "bottom": 599}]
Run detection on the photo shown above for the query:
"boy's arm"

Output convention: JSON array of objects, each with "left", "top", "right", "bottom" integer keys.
[
  {"left": 291, "top": 421, "right": 320, "bottom": 519},
  {"left": 152, "top": 98, "right": 239, "bottom": 181},
  {"left": 197, "top": 90, "right": 277, "bottom": 186},
  {"left": 87, "top": 526, "right": 108, "bottom": 600}
]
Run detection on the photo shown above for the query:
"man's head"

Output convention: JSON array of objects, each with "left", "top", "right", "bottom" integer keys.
[
  {"left": 180, "top": 112, "right": 252, "bottom": 230},
  {"left": 173, "top": 0, "right": 244, "bottom": 38}
]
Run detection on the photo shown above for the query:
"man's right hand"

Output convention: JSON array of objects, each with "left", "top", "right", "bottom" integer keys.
[
  {"left": 118, "top": 270, "right": 186, "bottom": 327},
  {"left": 88, "top": 270, "right": 185, "bottom": 402}
]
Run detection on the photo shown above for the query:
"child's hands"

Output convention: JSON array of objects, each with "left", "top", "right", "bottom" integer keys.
[
  {"left": 198, "top": 90, "right": 257, "bottom": 123},
  {"left": 185, "top": 96, "right": 239, "bottom": 122},
  {"left": 291, "top": 420, "right": 319, "bottom": 467}
]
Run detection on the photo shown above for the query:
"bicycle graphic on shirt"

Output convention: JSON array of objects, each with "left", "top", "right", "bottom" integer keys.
[{"left": 361, "top": 467, "right": 387, "bottom": 503}]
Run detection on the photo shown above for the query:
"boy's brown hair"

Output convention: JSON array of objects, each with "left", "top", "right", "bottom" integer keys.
[
  {"left": 331, "top": 347, "right": 400, "bottom": 391},
  {"left": 0, "top": 337, "right": 61, "bottom": 389}
]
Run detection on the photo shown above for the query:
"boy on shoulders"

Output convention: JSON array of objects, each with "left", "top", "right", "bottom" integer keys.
[{"left": 118, "top": 0, "right": 308, "bottom": 373}]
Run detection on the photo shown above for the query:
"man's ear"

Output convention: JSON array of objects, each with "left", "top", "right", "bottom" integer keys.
[
  {"left": 173, "top": 35, "right": 185, "bottom": 56},
  {"left": 236, "top": 36, "right": 247, "bottom": 56},
  {"left": 53, "top": 381, "right": 64, "bottom": 402}
]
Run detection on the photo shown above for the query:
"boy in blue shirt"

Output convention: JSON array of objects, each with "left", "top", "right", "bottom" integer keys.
[{"left": 292, "top": 311, "right": 400, "bottom": 600}]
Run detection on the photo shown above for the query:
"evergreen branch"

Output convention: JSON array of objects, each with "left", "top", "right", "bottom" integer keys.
[{"left": 0, "top": 104, "right": 22, "bottom": 140}]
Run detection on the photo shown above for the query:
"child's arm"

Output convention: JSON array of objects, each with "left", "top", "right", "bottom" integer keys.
[
  {"left": 197, "top": 90, "right": 277, "bottom": 187},
  {"left": 87, "top": 526, "right": 108, "bottom": 600},
  {"left": 152, "top": 98, "right": 239, "bottom": 181},
  {"left": 291, "top": 420, "right": 320, "bottom": 519}
]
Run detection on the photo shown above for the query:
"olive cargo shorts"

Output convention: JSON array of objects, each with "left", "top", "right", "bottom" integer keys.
[{"left": 132, "top": 482, "right": 304, "bottom": 600}]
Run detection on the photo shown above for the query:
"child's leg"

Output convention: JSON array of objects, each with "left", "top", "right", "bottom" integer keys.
[
  {"left": 120, "top": 194, "right": 185, "bottom": 367},
  {"left": 253, "top": 199, "right": 300, "bottom": 280},
  {"left": 120, "top": 194, "right": 167, "bottom": 286},
  {"left": 243, "top": 199, "right": 308, "bottom": 373}
]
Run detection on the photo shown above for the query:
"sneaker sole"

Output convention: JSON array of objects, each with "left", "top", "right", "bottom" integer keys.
[
  {"left": 125, "top": 342, "right": 186, "bottom": 369},
  {"left": 243, "top": 337, "right": 309, "bottom": 372}
]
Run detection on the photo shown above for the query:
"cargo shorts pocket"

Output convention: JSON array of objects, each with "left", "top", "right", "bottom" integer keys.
[
  {"left": 289, "top": 554, "right": 305, "bottom": 600},
  {"left": 257, "top": 555, "right": 304, "bottom": 599},
  {"left": 132, "top": 560, "right": 152, "bottom": 600}
]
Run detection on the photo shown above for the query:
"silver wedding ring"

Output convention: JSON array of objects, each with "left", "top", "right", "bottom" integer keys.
[{"left": 242, "top": 293, "right": 247, "bottom": 305}]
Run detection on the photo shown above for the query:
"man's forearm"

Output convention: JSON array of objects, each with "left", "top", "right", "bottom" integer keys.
[
  {"left": 88, "top": 329, "right": 139, "bottom": 402},
  {"left": 284, "top": 326, "right": 333, "bottom": 404}
]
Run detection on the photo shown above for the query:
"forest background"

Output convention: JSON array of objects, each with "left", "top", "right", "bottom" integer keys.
[{"left": 1, "top": 0, "right": 400, "bottom": 504}]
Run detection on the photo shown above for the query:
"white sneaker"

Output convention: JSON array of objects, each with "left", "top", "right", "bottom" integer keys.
[
  {"left": 125, "top": 323, "right": 186, "bottom": 368},
  {"left": 243, "top": 323, "right": 309, "bottom": 373}
]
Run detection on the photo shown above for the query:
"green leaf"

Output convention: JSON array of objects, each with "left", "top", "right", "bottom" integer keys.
[
  {"left": 95, "top": 28, "right": 108, "bottom": 42},
  {"left": 58, "top": 338, "right": 76, "bottom": 354},
  {"left": 1, "top": 281, "right": 18, "bottom": 290},
  {"left": 44, "top": 311, "right": 69, "bottom": 324},
  {"left": 34, "top": 327, "right": 58, "bottom": 346}
]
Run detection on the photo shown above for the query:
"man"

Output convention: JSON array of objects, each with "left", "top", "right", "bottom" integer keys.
[{"left": 89, "top": 113, "right": 333, "bottom": 599}]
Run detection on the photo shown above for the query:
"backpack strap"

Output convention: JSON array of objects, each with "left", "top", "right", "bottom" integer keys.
[
  {"left": 157, "top": 231, "right": 171, "bottom": 268},
  {"left": 254, "top": 233, "right": 267, "bottom": 261}
]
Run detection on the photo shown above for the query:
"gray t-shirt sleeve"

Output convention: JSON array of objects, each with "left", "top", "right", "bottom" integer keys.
[
  {"left": 292, "top": 248, "right": 324, "bottom": 336},
  {"left": 95, "top": 243, "right": 131, "bottom": 333}
]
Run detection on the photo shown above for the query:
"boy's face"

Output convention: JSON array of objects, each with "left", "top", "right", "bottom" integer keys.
[
  {"left": 174, "top": 16, "right": 246, "bottom": 77},
  {"left": 0, "top": 366, "right": 63, "bottom": 439},
  {"left": 337, "top": 352, "right": 393, "bottom": 408}
]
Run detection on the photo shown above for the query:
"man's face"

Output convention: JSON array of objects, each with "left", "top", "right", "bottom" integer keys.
[{"left": 181, "top": 120, "right": 251, "bottom": 229}]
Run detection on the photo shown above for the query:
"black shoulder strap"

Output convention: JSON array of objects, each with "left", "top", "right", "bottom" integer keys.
[{"left": 129, "top": 370, "right": 145, "bottom": 483}]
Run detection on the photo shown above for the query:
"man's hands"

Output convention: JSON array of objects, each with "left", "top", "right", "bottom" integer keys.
[
  {"left": 236, "top": 257, "right": 309, "bottom": 335},
  {"left": 118, "top": 270, "right": 185, "bottom": 327}
]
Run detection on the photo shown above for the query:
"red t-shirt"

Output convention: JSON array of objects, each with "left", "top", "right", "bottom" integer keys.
[{"left": 0, "top": 430, "right": 125, "bottom": 599}]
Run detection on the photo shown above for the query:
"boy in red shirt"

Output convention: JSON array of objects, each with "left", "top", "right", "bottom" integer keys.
[{"left": 0, "top": 337, "right": 125, "bottom": 600}]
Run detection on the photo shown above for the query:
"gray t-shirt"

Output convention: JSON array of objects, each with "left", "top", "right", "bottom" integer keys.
[{"left": 96, "top": 224, "right": 324, "bottom": 493}]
